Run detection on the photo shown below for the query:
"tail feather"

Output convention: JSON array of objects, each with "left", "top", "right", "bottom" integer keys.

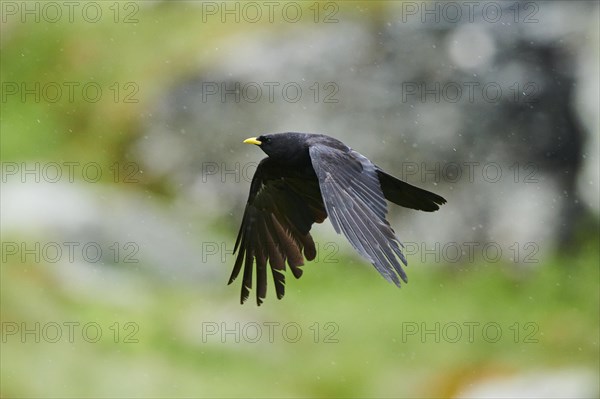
[{"left": 376, "top": 168, "right": 446, "bottom": 212}]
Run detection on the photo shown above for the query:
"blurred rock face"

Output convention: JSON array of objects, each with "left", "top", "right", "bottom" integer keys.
[{"left": 134, "top": 2, "right": 598, "bottom": 261}]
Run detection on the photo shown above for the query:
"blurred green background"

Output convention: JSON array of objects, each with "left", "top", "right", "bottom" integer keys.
[{"left": 1, "top": 1, "right": 599, "bottom": 398}]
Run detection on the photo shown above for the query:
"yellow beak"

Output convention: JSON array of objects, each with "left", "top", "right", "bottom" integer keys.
[{"left": 243, "top": 137, "right": 262, "bottom": 145}]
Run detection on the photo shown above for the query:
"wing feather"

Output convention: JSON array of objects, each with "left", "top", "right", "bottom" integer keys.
[
  {"left": 309, "top": 144, "right": 409, "bottom": 286},
  {"left": 230, "top": 158, "right": 324, "bottom": 305}
]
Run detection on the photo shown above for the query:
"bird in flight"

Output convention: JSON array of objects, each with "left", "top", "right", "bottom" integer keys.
[{"left": 229, "top": 133, "right": 446, "bottom": 305}]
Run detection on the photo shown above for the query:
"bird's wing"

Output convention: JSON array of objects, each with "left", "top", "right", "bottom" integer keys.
[
  {"left": 229, "top": 158, "right": 325, "bottom": 305},
  {"left": 309, "top": 144, "right": 408, "bottom": 286}
]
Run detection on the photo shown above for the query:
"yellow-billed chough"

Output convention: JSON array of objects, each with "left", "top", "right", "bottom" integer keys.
[{"left": 229, "top": 132, "right": 446, "bottom": 305}]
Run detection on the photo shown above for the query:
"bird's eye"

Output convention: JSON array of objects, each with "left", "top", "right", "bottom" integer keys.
[{"left": 265, "top": 138, "right": 272, "bottom": 143}]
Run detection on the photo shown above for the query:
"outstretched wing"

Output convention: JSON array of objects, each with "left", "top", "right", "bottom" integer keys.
[
  {"left": 229, "top": 158, "right": 326, "bottom": 305},
  {"left": 309, "top": 144, "right": 408, "bottom": 286}
]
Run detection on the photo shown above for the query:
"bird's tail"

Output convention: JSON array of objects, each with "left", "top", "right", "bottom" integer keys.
[{"left": 376, "top": 169, "right": 447, "bottom": 212}]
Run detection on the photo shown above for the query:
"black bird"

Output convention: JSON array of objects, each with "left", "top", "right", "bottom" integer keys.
[{"left": 229, "top": 133, "right": 446, "bottom": 305}]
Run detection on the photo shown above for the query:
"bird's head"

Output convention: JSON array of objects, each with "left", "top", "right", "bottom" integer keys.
[{"left": 243, "top": 133, "right": 310, "bottom": 164}]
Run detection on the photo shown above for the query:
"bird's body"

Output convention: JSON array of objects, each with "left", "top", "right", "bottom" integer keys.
[{"left": 230, "top": 132, "right": 446, "bottom": 305}]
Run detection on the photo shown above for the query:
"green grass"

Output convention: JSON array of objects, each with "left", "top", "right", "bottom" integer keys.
[{"left": 2, "top": 238, "right": 598, "bottom": 398}]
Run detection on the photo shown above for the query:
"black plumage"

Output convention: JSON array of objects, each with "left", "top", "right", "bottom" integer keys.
[{"left": 229, "top": 133, "right": 446, "bottom": 305}]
